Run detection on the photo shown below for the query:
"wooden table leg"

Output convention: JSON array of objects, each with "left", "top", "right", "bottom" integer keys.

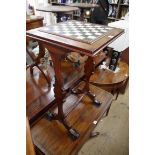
[
  {"left": 45, "top": 50, "right": 80, "bottom": 140},
  {"left": 26, "top": 42, "right": 51, "bottom": 87},
  {"left": 72, "top": 57, "right": 102, "bottom": 106},
  {"left": 84, "top": 57, "right": 101, "bottom": 105}
]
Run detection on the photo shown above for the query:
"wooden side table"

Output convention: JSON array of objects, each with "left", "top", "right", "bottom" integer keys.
[
  {"left": 26, "top": 20, "right": 124, "bottom": 140},
  {"left": 65, "top": 3, "right": 99, "bottom": 21},
  {"left": 90, "top": 61, "right": 129, "bottom": 100}
]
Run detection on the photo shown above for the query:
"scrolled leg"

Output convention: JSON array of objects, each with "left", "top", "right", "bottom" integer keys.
[
  {"left": 68, "top": 128, "right": 80, "bottom": 140},
  {"left": 83, "top": 57, "right": 101, "bottom": 106}
]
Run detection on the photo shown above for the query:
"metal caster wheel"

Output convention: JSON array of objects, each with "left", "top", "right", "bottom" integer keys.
[
  {"left": 93, "top": 99, "right": 101, "bottom": 106},
  {"left": 68, "top": 128, "right": 80, "bottom": 140},
  {"left": 44, "top": 111, "right": 57, "bottom": 121}
]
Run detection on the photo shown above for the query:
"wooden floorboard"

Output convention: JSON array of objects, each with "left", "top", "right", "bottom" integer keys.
[{"left": 31, "top": 83, "right": 113, "bottom": 155}]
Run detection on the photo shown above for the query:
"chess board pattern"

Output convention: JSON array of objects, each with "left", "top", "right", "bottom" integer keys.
[{"left": 39, "top": 20, "right": 114, "bottom": 44}]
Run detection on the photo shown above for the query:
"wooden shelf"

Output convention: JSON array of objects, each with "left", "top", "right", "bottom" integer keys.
[
  {"left": 108, "top": 0, "right": 129, "bottom": 23},
  {"left": 31, "top": 82, "right": 113, "bottom": 155},
  {"left": 73, "top": 14, "right": 80, "bottom": 17}
]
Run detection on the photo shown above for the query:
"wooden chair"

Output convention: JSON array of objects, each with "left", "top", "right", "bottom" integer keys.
[{"left": 26, "top": 15, "right": 51, "bottom": 87}]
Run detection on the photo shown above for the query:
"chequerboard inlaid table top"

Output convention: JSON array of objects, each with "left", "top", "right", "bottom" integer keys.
[
  {"left": 26, "top": 20, "right": 124, "bottom": 56},
  {"left": 39, "top": 20, "right": 115, "bottom": 44}
]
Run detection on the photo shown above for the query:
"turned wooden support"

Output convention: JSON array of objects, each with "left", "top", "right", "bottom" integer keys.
[
  {"left": 46, "top": 46, "right": 80, "bottom": 140},
  {"left": 49, "top": 52, "right": 65, "bottom": 120}
]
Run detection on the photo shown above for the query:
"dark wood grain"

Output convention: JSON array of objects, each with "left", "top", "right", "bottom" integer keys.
[{"left": 31, "top": 82, "right": 113, "bottom": 155}]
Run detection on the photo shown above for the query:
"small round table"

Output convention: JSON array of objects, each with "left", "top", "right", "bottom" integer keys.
[
  {"left": 89, "top": 61, "right": 129, "bottom": 100},
  {"left": 65, "top": 3, "right": 99, "bottom": 21},
  {"left": 36, "top": 5, "right": 79, "bottom": 22}
]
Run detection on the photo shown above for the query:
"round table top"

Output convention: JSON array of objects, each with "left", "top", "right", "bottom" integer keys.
[
  {"left": 36, "top": 5, "right": 79, "bottom": 13},
  {"left": 66, "top": 3, "right": 99, "bottom": 9},
  {"left": 90, "top": 61, "right": 129, "bottom": 85}
]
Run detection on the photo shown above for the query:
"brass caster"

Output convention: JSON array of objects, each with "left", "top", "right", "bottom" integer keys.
[{"left": 68, "top": 128, "right": 80, "bottom": 141}]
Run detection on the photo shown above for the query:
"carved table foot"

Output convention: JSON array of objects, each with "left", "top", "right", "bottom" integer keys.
[
  {"left": 68, "top": 128, "right": 80, "bottom": 140},
  {"left": 60, "top": 119, "right": 80, "bottom": 140},
  {"left": 86, "top": 91, "right": 101, "bottom": 106},
  {"left": 44, "top": 111, "right": 80, "bottom": 140},
  {"left": 71, "top": 88, "right": 102, "bottom": 106}
]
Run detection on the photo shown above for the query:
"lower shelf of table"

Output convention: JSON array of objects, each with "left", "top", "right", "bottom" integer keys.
[
  {"left": 26, "top": 51, "right": 106, "bottom": 123},
  {"left": 31, "top": 83, "right": 113, "bottom": 155}
]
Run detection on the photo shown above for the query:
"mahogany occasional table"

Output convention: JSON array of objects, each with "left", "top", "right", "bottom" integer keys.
[
  {"left": 26, "top": 20, "right": 124, "bottom": 140},
  {"left": 36, "top": 5, "right": 79, "bottom": 23},
  {"left": 90, "top": 61, "right": 129, "bottom": 100}
]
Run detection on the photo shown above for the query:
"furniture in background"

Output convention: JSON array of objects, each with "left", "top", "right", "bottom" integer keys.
[
  {"left": 89, "top": 18, "right": 129, "bottom": 99},
  {"left": 26, "top": 15, "right": 44, "bottom": 30},
  {"left": 26, "top": 15, "right": 51, "bottom": 87},
  {"left": 108, "top": 0, "right": 129, "bottom": 22},
  {"left": 90, "top": 60, "right": 129, "bottom": 100},
  {"left": 36, "top": 5, "right": 79, "bottom": 23},
  {"left": 27, "top": 20, "right": 124, "bottom": 140}
]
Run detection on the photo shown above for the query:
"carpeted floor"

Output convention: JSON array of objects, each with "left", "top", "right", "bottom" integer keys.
[{"left": 79, "top": 87, "right": 129, "bottom": 155}]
